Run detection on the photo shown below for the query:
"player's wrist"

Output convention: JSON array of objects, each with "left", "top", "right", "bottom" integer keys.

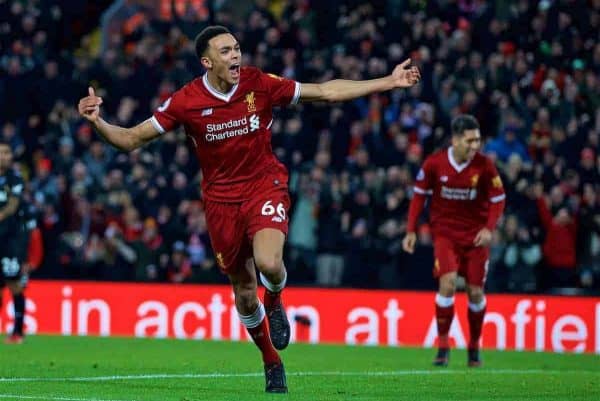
[
  {"left": 384, "top": 75, "right": 396, "bottom": 91},
  {"left": 91, "top": 116, "right": 103, "bottom": 127}
]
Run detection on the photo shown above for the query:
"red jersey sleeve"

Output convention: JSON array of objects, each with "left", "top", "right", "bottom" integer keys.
[
  {"left": 483, "top": 158, "right": 506, "bottom": 229},
  {"left": 260, "top": 71, "right": 301, "bottom": 107},
  {"left": 484, "top": 158, "right": 506, "bottom": 204},
  {"left": 407, "top": 157, "right": 434, "bottom": 232},
  {"left": 413, "top": 157, "right": 435, "bottom": 196},
  {"left": 150, "top": 90, "right": 186, "bottom": 133}
]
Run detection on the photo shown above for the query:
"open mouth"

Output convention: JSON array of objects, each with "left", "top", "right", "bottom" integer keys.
[{"left": 229, "top": 63, "right": 240, "bottom": 78}]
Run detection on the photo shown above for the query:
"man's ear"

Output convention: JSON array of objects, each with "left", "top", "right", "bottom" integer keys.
[
  {"left": 450, "top": 135, "right": 459, "bottom": 147},
  {"left": 200, "top": 56, "right": 212, "bottom": 70}
]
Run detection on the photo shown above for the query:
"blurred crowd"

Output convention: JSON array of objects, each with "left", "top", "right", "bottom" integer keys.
[{"left": 0, "top": 0, "right": 598, "bottom": 292}]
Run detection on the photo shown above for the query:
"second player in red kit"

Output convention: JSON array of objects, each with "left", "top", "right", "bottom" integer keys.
[
  {"left": 403, "top": 115, "right": 505, "bottom": 368},
  {"left": 79, "top": 25, "right": 421, "bottom": 393}
]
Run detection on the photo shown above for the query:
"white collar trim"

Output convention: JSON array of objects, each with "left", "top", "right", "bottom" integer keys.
[
  {"left": 202, "top": 73, "right": 239, "bottom": 102},
  {"left": 448, "top": 147, "right": 472, "bottom": 173}
]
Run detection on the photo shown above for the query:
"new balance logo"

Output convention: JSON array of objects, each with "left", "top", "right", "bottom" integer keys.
[
  {"left": 250, "top": 114, "right": 260, "bottom": 131},
  {"left": 272, "top": 216, "right": 283, "bottom": 223},
  {"left": 202, "top": 108, "right": 213, "bottom": 116},
  {"left": 157, "top": 97, "right": 171, "bottom": 112}
]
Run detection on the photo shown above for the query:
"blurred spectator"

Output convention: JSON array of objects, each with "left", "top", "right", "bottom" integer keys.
[
  {"left": 2, "top": 122, "right": 25, "bottom": 159},
  {"left": 287, "top": 165, "right": 320, "bottom": 283},
  {"left": 374, "top": 217, "right": 403, "bottom": 289},
  {"left": 534, "top": 183, "right": 578, "bottom": 289},
  {"left": 401, "top": 223, "right": 435, "bottom": 291},
  {"left": 132, "top": 217, "right": 167, "bottom": 281},
  {"left": 164, "top": 240, "right": 193, "bottom": 283},
  {"left": 577, "top": 184, "right": 600, "bottom": 289},
  {"left": 315, "top": 175, "right": 345, "bottom": 287},
  {"left": 529, "top": 108, "right": 552, "bottom": 161},
  {"left": 578, "top": 148, "right": 599, "bottom": 187},
  {"left": 344, "top": 218, "right": 373, "bottom": 287},
  {"left": 492, "top": 214, "right": 540, "bottom": 293},
  {"left": 484, "top": 126, "right": 530, "bottom": 164},
  {"left": 100, "top": 222, "right": 137, "bottom": 281},
  {"left": 182, "top": 202, "right": 221, "bottom": 283},
  {"left": 122, "top": 205, "right": 143, "bottom": 242},
  {"left": 30, "top": 157, "right": 59, "bottom": 203}
]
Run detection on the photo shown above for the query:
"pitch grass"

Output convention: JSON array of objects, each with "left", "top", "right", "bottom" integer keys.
[{"left": 0, "top": 336, "right": 598, "bottom": 401}]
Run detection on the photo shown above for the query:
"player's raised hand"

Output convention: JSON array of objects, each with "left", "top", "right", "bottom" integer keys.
[
  {"left": 402, "top": 232, "right": 417, "bottom": 254},
  {"left": 391, "top": 59, "right": 421, "bottom": 88},
  {"left": 78, "top": 86, "right": 103, "bottom": 123},
  {"left": 473, "top": 227, "right": 492, "bottom": 247}
]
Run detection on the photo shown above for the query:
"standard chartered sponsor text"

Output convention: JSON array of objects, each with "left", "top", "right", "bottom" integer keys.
[
  {"left": 205, "top": 115, "right": 260, "bottom": 142},
  {"left": 441, "top": 185, "right": 477, "bottom": 200},
  {"left": 206, "top": 127, "right": 249, "bottom": 141}
]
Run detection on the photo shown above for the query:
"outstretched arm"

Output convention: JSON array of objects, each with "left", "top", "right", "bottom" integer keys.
[
  {"left": 78, "top": 87, "right": 161, "bottom": 152},
  {"left": 299, "top": 59, "right": 420, "bottom": 103},
  {"left": 402, "top": 192, "right": 426, "bottom": 254}
]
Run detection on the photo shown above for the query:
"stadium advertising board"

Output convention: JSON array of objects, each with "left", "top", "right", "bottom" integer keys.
[{"left": 1, "top": 281, "right": 598, "bottom": 354}]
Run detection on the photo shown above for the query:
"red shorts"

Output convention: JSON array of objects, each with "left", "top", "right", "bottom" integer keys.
[
  {"left": 433, "top": 236, "right": 489, "bottom": 286},
  {"left": 204, "top": 185, "right": 290, "bottom": 274}
]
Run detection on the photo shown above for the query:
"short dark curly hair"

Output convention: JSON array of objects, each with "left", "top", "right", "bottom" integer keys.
[
  {"left": 194, "top": 25, "right": 232, "bottom": 59},
  {"left": 451, "top": 114, "right": 480, "bottom": 137}
]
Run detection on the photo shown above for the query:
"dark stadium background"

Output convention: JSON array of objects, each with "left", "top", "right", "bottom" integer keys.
[{"left": 0, "top": 0, "right": 598, "bottom": 294}]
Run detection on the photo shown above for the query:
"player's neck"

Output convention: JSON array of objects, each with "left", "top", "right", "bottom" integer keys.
[
  {"left": 450, "top": 146, "right": 469, "bottom": 165},
  {"left": 206, "top": 72, "right": 234, "bottom": 94}
]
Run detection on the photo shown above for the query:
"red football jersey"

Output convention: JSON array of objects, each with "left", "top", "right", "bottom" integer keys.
[
  {"left": 413, "top": 147, "right": 506, "bottom": 245},
  {"left": 151, "top": 66, "right": 300, "bottom": 202}
]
